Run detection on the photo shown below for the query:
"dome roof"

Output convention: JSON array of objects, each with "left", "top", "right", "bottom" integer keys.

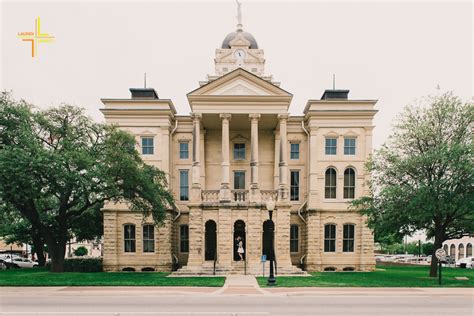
[{"left": 221, "top": 30, "right": 258, "bottom": 49}]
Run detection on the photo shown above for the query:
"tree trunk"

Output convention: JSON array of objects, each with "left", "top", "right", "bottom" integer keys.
[
  {"left": 32, "top": 234, "right": 46, "bottom": 266},
  {"left": 48, "top": 241, "right": 66, "bottom": 272},
  {"left": 429, "top": 232, "right": 444, "bottom": 277}
]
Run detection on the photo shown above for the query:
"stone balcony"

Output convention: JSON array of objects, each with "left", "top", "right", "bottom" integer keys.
[{"left": 201, "top": 189, "right": 278, "bottom": 205}]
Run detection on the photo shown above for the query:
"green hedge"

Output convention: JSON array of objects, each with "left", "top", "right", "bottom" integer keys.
[{"left": 46, "top": 258, "right": 102, "bottom": 272}]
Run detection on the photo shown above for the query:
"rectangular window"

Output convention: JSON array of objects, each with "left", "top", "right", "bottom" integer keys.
[
  {"left": 179, "top": 170, "right": 189, "bottom": 201},
  {"left": 233, "top": 171, "right": 245, "bottom": 189},
  {"left": 343, "top": 224, "right": 355, "bottom": 252},
  {"left": 143, "top": 225, "right": 155, "bottom": 253},
  {"left": 324, "top": 224, "right": 336, "bottom": 252},
  {"left": 233, "top": 143, "right": 245, "bottom": 160},
  {"left": 290, "top": 143, "right": 300, "bottom": 159},
  {"left": 179, "top": 142, "right": 189, "bottom": 159},
  {"left": 344, "top": 138, "right": 356, "bottom": 155},
  {"left": 124, "top": 224, "right": 136, "bottom": 253},
  {"left": 325, "top": 138, "right": 337, "bottom": 155},
  {"left": 180, "top": 225, "right": 189, "bottom": 253},
  {"left": 290, "top": 171, "right": 300, "bottom": 201},
  {"left": 290, "top": 225, "right": 299, "bottom": 253},
  {"left": 141, "top": 137, "right": 154, "bottom": 155}
]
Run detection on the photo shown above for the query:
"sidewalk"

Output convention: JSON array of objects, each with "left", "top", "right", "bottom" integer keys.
[{"left": 216, "top": 275, "right": 265, "bottom": 295}]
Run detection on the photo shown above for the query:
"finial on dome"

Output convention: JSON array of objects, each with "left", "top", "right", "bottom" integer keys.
[{"left": 236, "top": 0, "right": 243, "bottom": 30}]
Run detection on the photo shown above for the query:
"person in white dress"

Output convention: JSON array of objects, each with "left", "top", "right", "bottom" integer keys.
[{"left": 237, "top": 236, "right": 244, "bottom": 261}]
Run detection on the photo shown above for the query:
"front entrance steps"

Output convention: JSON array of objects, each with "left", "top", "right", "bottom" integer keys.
[{"left": 172, "top": 260, "right": 309, "bottom": 276}]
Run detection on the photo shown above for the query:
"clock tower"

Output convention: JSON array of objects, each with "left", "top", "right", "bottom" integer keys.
[{"left": 214, "top": 23, "right": 265, "bottom": 77}]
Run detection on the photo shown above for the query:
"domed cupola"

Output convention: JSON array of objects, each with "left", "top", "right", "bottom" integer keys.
[{"left": 221, "top": 26, "right": 258, "bottom": 49}]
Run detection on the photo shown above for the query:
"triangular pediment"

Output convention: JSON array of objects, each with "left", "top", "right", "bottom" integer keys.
[{"left": 187, "top": 68, "right": 292, "bottom": 97}]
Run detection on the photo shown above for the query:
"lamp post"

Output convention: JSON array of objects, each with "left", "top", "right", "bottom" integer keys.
[{"left": 266, "top": 200, "right": 276, "bottom": 286}]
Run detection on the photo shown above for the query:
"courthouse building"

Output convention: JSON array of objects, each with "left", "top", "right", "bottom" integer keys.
[{"left": 100, "top": 18, "right": 377, "bottom": 274}]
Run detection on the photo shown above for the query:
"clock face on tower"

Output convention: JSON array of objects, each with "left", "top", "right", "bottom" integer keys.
[{"left": 234, "top": 49, "right": 246, "bottom": 60}]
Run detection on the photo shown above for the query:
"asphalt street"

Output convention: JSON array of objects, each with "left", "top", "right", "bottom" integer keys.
[{"left": 0, "top": 287, "right": 473, "bottom": 316}]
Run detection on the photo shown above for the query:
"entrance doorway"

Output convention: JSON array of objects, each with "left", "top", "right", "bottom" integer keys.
[
  {"left": 233, "top": 220, "right": 246, "bottom": 261},
  {"left": 205, "top": 220, "right": 217, "bottom": 261},
  {"left": 262, "top": 220, "right": 275, "bottom": 260}
]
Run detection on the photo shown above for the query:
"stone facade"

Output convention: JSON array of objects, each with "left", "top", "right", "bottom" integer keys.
[{"left": 100, "top": 22, "right": 377, "bottom": 274}]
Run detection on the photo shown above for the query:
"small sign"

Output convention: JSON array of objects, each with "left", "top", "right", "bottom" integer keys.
[
  {"left": 435, "top": 248, "right": 446, "bottom": 260},
  {"left": 261, "top": 255, "right": 267, "bottom": 262}
]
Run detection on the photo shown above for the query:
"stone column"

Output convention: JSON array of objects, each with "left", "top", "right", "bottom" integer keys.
[
  {"left": 249, "top": 113, "right": 261, "bottom": 202},
  {"left": 219, "top": 113, "right": 232, "bottom": 202},
  {"left": 305, "top": 210, "right": 322, "bottom": 271},
  {"left": 190, "top": 113, "right": 202, "bottom": 202},
  {"left": 359, "top": 214, "right": 375, "bottom": 271},
  {"left": 218, "top": 206, "right": 232, "bottom": 270},
  {"left": 275, "top": 205, "right": 292, "bottom": 270},
  {"left": 278, "top": 114, "right": 289, "bottom": 201},
  {"left": 186, "top": 205, "right": 203, "bottom": 269}
]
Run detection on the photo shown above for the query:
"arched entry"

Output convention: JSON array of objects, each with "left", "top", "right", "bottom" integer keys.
[
  {"left": 205, "top": 220, "right": 217, "bottom": 261},
  {"left": 233, "top": 220, "right": 246, "bottom": 261},
  {"left": 262, "top": 220, "right": 275, "bottom": 260}
]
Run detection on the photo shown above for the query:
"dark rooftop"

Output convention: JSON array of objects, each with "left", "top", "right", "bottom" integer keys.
[
  {"left": 321, "top": 89, "right": 350, "bottom": 100},
  {"left": 129, "top": 88, "right": 159, "bottom": 100}
]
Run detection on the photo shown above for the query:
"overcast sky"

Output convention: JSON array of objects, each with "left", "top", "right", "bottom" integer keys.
[{"left": 1, "top": 1, "right": 472, "bottom": 148}]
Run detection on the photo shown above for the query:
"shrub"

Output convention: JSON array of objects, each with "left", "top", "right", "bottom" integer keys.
[
  {"left": 74, "top": 246, "right": 88, "bottom": 257},
  {"left": 46, "top": 257, "right": 102, "bottom": 272}
]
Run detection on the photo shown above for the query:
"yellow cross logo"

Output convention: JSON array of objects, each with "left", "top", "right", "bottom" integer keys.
[{"left": 18, "top": 17, "right": 55, "bottom": 58}]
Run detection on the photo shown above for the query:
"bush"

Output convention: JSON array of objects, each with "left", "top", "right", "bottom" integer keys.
[
  {"left": 74, "top": 246, "right": 88, "bottom": 257},
  {"left": 46, "top": 257, "right": 102, "bottom": 272}
]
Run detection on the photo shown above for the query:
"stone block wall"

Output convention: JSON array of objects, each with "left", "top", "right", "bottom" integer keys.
[
  {"left": 305, "top": 210, "right": 375, "bottom": 272},
  {"left": 102, "top": 209, "right": 173, "bottom": 272}
]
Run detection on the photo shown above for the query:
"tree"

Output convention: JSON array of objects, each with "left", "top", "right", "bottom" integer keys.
[
  {"left": 0, "top": 208, "right": 47, "bottom": 266},
  {"left": 352, "top": 92, "right": 473, "bottom": 277},
  {"left": 74, "top": 246, "right": 88, "bottom": 257},
  {"left": 422, "top": 242, "right": 434, "bottom": 256},
  {"left": 0, "top": 92, "right": 174, "bottom": 272}
]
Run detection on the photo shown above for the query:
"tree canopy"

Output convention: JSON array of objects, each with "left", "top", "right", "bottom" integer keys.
[
  {"left": 0, "top": 92, "right": 174, "bottom": 272},
  {"left": 352, "top": 92, "right": 473, "bottom": 276}
]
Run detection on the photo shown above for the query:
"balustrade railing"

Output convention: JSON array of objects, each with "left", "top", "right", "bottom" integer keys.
[
  {"left": 232, "top": 189, "right": 248, "bottom": 202},
  {"left": 261, "top": 190, "right": 278, "bottom": 203},
  {"left": 201, "top": 190, "right": 219, "bottom": 203},
  {"left": 201, "top": 189, "right": 277, "bottom": 203}
]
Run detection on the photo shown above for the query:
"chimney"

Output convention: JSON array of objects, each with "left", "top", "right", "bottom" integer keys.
[
  {"left": 321, "top": 89, "right": 349, "bottom": 100},
  {"left": 129, "top": 88, "right": 159, "bottom": 100}
]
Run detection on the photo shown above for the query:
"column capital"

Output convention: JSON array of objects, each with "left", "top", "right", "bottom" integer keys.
[
  {"left": 219, "top": 113, "right": 232, "bottom": 121},
  {"left": 249, "top": 113, "right": 261, "bottom": 121},
  {"left": 278, "top": 113, "right": 289, "bottom": 121},
  {"left": 191, "top": 113, "right": 202, "bottom": 121}
]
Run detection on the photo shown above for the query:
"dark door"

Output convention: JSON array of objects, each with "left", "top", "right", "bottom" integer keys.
[
  {"left": 205, "top": 220, "right": 217, "bottom": 261},
  {"left": 233, "top": 220, "right": 246, "bottom": 261}
]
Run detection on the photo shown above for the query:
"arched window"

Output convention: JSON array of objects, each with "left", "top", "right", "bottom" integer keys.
[
  {"left": 458, "top": 244, "right": 464, "bottom": 259},
  {"left": 143, "top": 225, "right": 155, "bottom": 253},
  {"left": 324, "top": 224, "right": 336, "bottom": 252},
  {"left": 325, "top": 168, "right": 337, "bottom": 199},
  {"left": 467, "top": 243, "right": 472, "bottom": 257},
  {"left": 443, "top": 244, "right": 448, "bottom": 254},
  {"left": 343, "top": 224, "right": 355, "bottom": 252},
  {"left": 450, "top": 244, "right": 455, "bottom": 258},
  {"left": 343, "top": 168, "right": 356, "bottom": 199},
  {"left": 124, "top": 224, "right": 136, "bottom": 253}
]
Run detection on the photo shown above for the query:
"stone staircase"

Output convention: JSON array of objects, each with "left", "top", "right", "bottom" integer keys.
[{"left": 172, "top": 260, "right": 308, "bottom": 276}]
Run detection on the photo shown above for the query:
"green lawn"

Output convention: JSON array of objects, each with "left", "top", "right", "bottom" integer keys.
[
  {"left": 0, "top": 268, "right": 225, "bottom": 287},
  {"left": 257, "top": 265, "right": 474, "bottom": 287}
]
